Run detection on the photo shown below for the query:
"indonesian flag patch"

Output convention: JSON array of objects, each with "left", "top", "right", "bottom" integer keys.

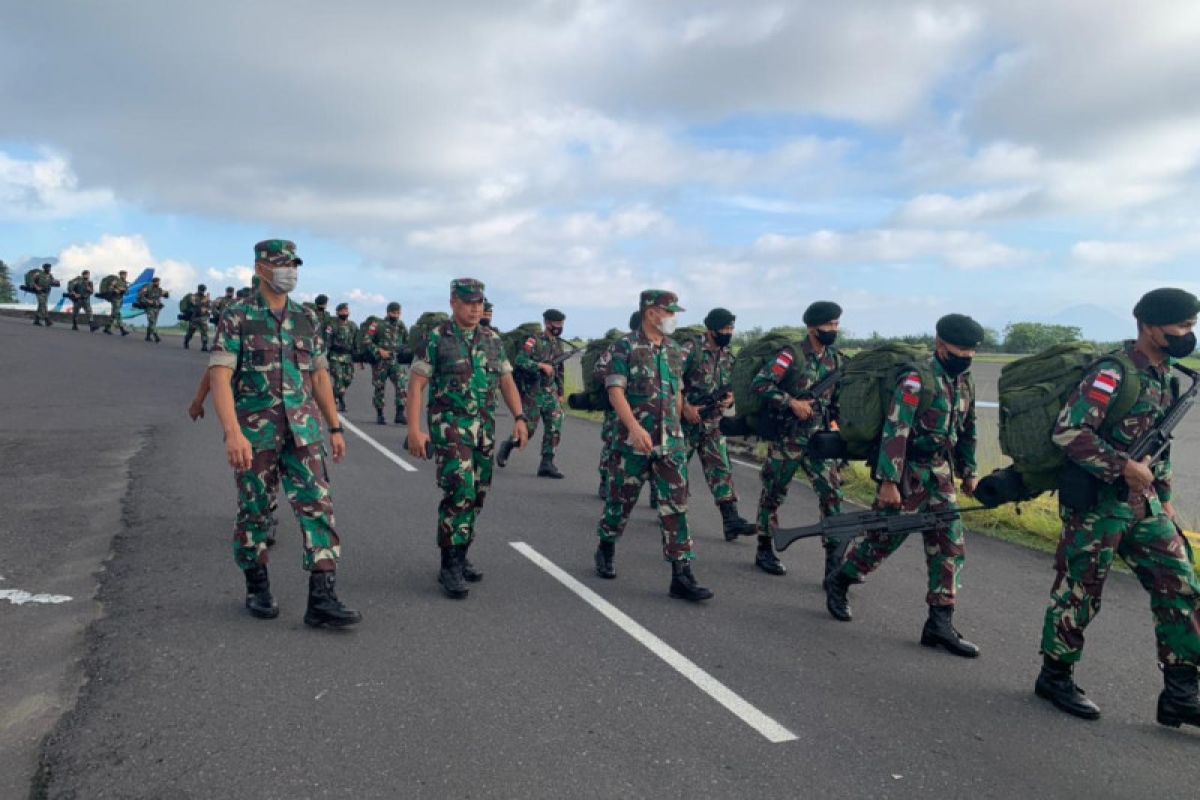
[
  {"left": 901, "top": 374, "right": 922, "bottom": 406},
  {"left": 524, "top": 337, "right": 536, "bottom": 352},
  {"left": 1087, "top": 369, "right": 1120, "bottom": 405},
  {"left": 771, "top": 350, "right": 794, "bottom": 377}
]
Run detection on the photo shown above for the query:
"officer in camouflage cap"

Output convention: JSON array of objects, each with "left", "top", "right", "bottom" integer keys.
[
  {"left": 137, "top": 276, "right": 168, "bottom": 342},
  {"left": 595, "top": 289, "right": 713, "bottom": 602},
  {"left": 324, "top": 302, "right": 358, "bottom": 412},
  {"left": 502, "top": 308, "right": 569, "bottom": 478},
  {"left": 1035, "top": 287, "right": 1200, "bottom": 727},
  {"left": 407, "top": 278, "right": 530, "bottom": 599},
  {"left": 183, "top": 283, "right": 213, "bottom": 351},
  {"left": 825, "top": 313, "right": 982, "bottom": 658},
  {"left": 208, "top": 238, "right": 360, "bottom": 628},
  {"left": 365, "top": 301, "right": 409, "bottom": 424}
]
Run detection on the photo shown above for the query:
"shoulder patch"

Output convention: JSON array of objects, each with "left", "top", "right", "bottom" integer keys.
[
  {"left": 902, "top": 374, "right": 922, "bottom": 394},
  {"left": 524, "top": 337, "right": 536, "bottom": 352},
  {"left": 771, "top": 349, "right": 794, "bottom": 377}
]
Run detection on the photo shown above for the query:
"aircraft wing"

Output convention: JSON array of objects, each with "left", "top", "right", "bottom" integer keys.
[{"left": 116, "top": 268, "right": 154, "bottom": 319}]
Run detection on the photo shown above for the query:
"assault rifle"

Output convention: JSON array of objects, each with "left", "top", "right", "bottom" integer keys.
[
  {"left": 691, "top": 384, "right": 733, "bottom": 420},
  {"left": 773, "top": 506, "right": 987, "bottom": 563},
  {"left": 758, "top": 367, "right": 843, "bottom": 442},
  {"left": 548, "top": 339, "right": 582, "bottom": 367}
]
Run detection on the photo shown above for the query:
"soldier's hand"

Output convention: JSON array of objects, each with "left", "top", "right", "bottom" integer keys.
[
  {"left": 1123, "top": 456, "right": 1155, "bottom": 494},
  {"left": 379, "top": 349, "right": 391, "bottom": 360},
  {"left": 877, "top": 481, "right": 902, "bottom": 509},
  {"left": 629, "top": 426, "right": 654, "bottom": 455},
  {"left": 539, "top": 363, "right": 555, "bottom": 377},
  {"left": 330, "top": 432, "right": 346, "bottom": 463},
  {"left": 1163, "top": 500, "right": 1178, "bottom": 522},
  {"left": 719, "top": 392, "right": 734, "bottom": 409},
  {"left": 408, "top": 430, "right": 432, "bottom": 459},
  {"left": 682, "top": 403, "right": 702, "bottom": 425},
  {"left": 960, "top": 476, "right": 977, "bottom": 498},
  {"left": 226, "top": 432, "right": 253, "bottom": 472},
  {"left": 790, "top": 398, "right": 814, "bottom": 420},
  {"left": 188, "top": 400, "right": 205, "bottom": 421},
  {"left": 514, "top": 419, "right": 530, "bottom": 450}
]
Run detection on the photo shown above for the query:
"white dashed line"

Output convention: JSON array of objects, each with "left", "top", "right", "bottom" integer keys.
[
  {"left": 0, "top": 589, "right": 73, "bottom": 606},
  {"left": 339, "top": 418, "right": 419, "bottom": 472}
]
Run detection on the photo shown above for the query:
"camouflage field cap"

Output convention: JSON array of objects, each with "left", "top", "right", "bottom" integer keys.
[
  {"left": 254, "top": 239, "right": 303, "bottom": 267},
  {"left": 451, "top": 277, "right": 486, "bottom": 302},
  {"left": 639, "top": 289, "right": 684, "bottom": 313}
]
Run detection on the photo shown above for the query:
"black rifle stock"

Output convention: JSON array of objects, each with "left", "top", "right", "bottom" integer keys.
[{"left": 773, "top": 507, "right": 978, "bottom": 564}]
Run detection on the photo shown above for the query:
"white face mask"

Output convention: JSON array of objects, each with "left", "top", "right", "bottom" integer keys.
[
  {"left": 659, "top": 315, "right": 678, "bottom": 335},
  {"left": 265, "top": 265, "right": 298, "bottom": 293}
]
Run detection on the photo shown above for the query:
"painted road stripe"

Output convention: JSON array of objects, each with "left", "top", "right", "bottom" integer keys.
[
  {"left": 510, "top": 541, "right": 799, "bottom": 744},
  {"left": 0, "top": 589, "right": 72, "bottom": 605},
  {"left": 340, "top": 418, "right": 419, "bottom": 473}
]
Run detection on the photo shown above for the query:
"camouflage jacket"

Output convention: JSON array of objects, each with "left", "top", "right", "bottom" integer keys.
[
  {"left": 1052, "top": 340, "right": 1174, "bottom": 500},
  {"left": 68, "top": 277, "right": 93, "bottom": 299},
  {"left": 366, "top": 317, "right": 408, "bottom": 362},
  {"left": 605, "top": 328, "right": 685, "bottom": 453},
  {"left": 324, "top": 318, "right": 358, "bottom": 356},
  {"left": 875, "top": 356, "right": 977, "bottom": 483},
  {"left": 751, "top": 338, "right": 844, "bottom": 441},
  {"left": 188, "top": 292, "right": 211, "bottom": 321},
  {"left": 411, "top": 320, "right": 513, "bottom": 419},
  {"left": 107, "top": 276, "right": 129, "bottom": 299},
  {"left": 212, "top": 296, "right": 236, "bottom": 320},
  {"left": 138, "top": 285, "right": 166, "bottom": 308},
  {"left": 514, "top": 331, "right": 566, "bottom": 395},
  {"left": 680, "top": 334, "right": 733, "bottom": 430},
  {"left": 32, "top": 272, "right": 59, "bottom": 293},
  {"left": 209, "top": 293, "right": 330, "bottom": 452}
]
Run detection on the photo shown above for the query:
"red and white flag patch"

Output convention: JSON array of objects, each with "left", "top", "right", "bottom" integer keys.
[
  {"left": 771, "top": 350, "right": 794, "bottom": 377},
  {"left": 901, "top": 374, "right": 921, "bottom": 406},
  {"left": 523, "top": 337, "right": 536, "bottom": 352},
  {"left": 1087, "top": 369, "right": 1119, "bottom": 406}
]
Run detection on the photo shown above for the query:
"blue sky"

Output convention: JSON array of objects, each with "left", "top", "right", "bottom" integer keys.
[{"left": 2, "top": 2, "right": 1199, "bottom": 340}]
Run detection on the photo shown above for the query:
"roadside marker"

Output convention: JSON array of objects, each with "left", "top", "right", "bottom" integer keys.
[{"left": 339, "top": 418, "right": 419, "bottom": 473}]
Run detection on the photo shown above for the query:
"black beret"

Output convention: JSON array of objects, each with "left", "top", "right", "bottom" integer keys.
[
  {"left": 803, "top": 301, "right": 842, "bottom": 327},
  {"left": 198, "top": 284, "right": 207, "bottom": 292},
  {"left": 629, "top": 311, "right": 641, "bottom": 331},
  {"left": 315, "top": 294, "right": 328, "bottom": 306},
  {"left": 42, "top": 263, "right": 52, "bottom": 269},
  {"left": 936, "top": 313, "right": 985, "bottom": 348},
  {"left": 1134, "top": 288, "right": 1200, "bottom": 325},
  {"left": 704, "top": 307, "right": 736, "bottom": 331},
  {"left": 236, "top": 288, "right": 251, "bottom": 299},
  {"left": 336, "top": 302, "right": 349, "bottom": 312},
  {"left": 543, "top": 308, "right": 566, "bottom": 322},
  {"left": 386, "top": 301, "right": 401, "bottom": 313},
  {"left": 483, "top": 301, "right": 493, "bottom": 312}
]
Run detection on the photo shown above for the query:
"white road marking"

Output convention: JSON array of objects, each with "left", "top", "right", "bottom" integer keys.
[
  {"left": 1, "top": 589, "right": 73, "bottom": 606},
  {"left": 509, "top": 541, "right": 799, "bottom": 744},
  {"left": 978, "top": 400, "right": 999, "bottom": 409},
  {"left": 339, "top": 418, "right": 418, "bottom": 472}
]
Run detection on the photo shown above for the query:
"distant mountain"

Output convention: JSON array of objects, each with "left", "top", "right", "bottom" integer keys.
[{"left": 1047, "top": 304, "right": 1130, "bottom": 342}]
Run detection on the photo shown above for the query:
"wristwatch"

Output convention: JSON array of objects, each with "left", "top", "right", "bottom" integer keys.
[
  {"left": 514, "top": 414, "right": 528, "bottom": 423},
  {"left": 329, "top": 426, "right": 344, "bottom": 434}
]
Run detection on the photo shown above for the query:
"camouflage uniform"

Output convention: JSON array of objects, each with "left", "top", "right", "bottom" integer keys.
[
  {"left": 513, "top": 330, "right": 566, "bottom": 458},
  {"left": 212, "top": 292, "right": 237, "bottom": 324},
  {"left": 594, "top": 346, "right": 618, "bottom": 497},
  {"left": 410, "top": 315, "right": 513, "bottom": 548},
  {"left": 209, "top": 291, "right": 340, "bottom": 573},
  {"left": 103, "top": 275, "right": 130, "bottom": 333},
  {"left": 752, "top": 339, "right": 846, "bottom": 536},
  {"left": 68, "top": 276, "right": 94, "bottom": 330},
  {"left": 324, "top": 315, "right": 358, "bottom": 406},
  {"left": 680, "top": 333, "right": 738, "bottom": 504},
  {"left": 366, "top": 317, "right": 409, "bottom": 416},
  {"left": 1041, "top": 342, "right": 1200, "bottom": 667},
  {"left": 138, "top": 283, "right": 167, "bottom": 339},
  {"left": 32, "top": 269, "right": 59, "bottom": 325},
  {"left": 185, "top": 291, "right": 212, "bottom": 348},
  {"left": 836, "top": 356, "right": 977, "bottom": 607}
]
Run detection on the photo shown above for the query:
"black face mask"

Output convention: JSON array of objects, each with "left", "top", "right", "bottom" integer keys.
[
  {"left": 338, "top": 314, "right": 349, "bottom": 321},
  {"left": 816, "top": 330, "right": 838, "bottom": 346},
  {"left": 713, "top": 332, "right": 733, "bottom": 348},
  {"left": 547, "top": 325, "right": 563, "bottom": 337},
  {"left": 938, "top": 352, "right": 973, "bottom": 377},
  {"left": 480, "top": 319, "right": 491, "bottom": 327},
  {"left": 1164, "top": 331, "right": 1197, "bottom": 358}
]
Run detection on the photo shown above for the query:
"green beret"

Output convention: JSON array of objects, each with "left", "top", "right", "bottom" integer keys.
[
  {"left": 703, "top": 307, "right": 735, "bottom": 331},
  {"left": 1133, "top": 288, "right": 1200, "bottom": 325},
  {"left": 629, "top": 311, "right": 641, "bottom": 331},
  {"left": 803, "top": 301, "right": 842, "bottom": 327},
  {"left": 543, "top": 308, "right": 566, "bottom": 322},
  {"left": 451, "top": 277, "right": 485, "bottom": 302},
  {"left": 936, "top": 313, "right": 985, "bottom": 348},
  {"left": 386, "top": 301, "right": 401, "bottom": 313}
]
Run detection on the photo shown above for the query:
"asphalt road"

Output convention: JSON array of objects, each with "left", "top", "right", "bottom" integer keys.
[{"left": 3, "top": 314, "right": 1199, "bottom": 800}]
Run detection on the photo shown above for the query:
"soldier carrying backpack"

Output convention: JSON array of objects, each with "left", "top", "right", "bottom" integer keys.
[{"left": 27, "top": 263, "right": 60, "bottom": 327}]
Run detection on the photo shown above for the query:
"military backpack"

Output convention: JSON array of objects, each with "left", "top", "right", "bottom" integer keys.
[
  {"left": 98, "top": 274, "right": 121, "bottom": 301},
  {"left": 833, "top": 343, "right": 935, "bottom": 460},
  {"left": 353, "top": 315, "right": 382, "bottom": 364},
  {"left": 726, "top": 328, "right": 809, "bottom": 436},
  {"left": 21, "top": 269, "right": 41, "bottom": 294},
  {"left": 568, "top": 328, "right": 624, "bottom": 412}
]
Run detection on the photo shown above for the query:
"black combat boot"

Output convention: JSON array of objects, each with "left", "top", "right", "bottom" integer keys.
[
  {"left": 496, "top": 437, "right": 516, "bottom": 467},
  {"left": 154, "top": 333, "right": 161, "bottom": 342},
  {"left": 920, "top": 605, "right": 980, "bottom": 658},
  {"left": 1157, "top": 664, "right": 1200, "bottom": 728},
  {"left": 1035, "top": 656, "right": 1100, "bottom": 720},
  {"left": 376, "top": 410, "right": 386, "bottom": 425},
  {"left": 823, "top": 570, "right": 853, "bottom": 621},
  {"left": 72, "top": 323, "right": 79, "bottom": 331},
  {"left": 438, "top": 546, "right": 469, "bottom": 599},
  {"left": 755, "top": 535, "right": 786, "bottom": 575},
  {"left": 103, "top": 327, "right": 113, "bottom": 335},
  {"left": 823, "top": 542, "right": 843, "bottom": 580},
  {"left": 395, "top": 406, "right": 406, "bottom": 425},
  {"left": 648, "top": 485, "right": 659, "bottom": 510},
  {"left": 303, "top": 571, "right": 362, "bottom": 627},
  {"left": 669, "top": 560, "right": 714, "bottom": 602},
  {"left": 120, "top": 328, "right": 129, "bottom": 337},
  {"left": 594, "top": 540, "right": 616, "bottom": 579},
  {"left": 537, "top": 455, "right": 564, "bottom": 479},
  {"left": 243, "top": 565, "right": 279, "bottom": 619},
  {"left": 33, "top": 319, "right": 42, "bottom": 326},
  {"left": 183, "top": 336, "right": 190, "bottom": 348},
  {"left": 145, "top": 332, "right": 152, "bottom": 341},
  {"left": 90, "top": 323, "right": 99, "bottom": 332},
  {"left": 199, "top": 342, "right": 207, "bottom": 350},
  {"left": 718, "top": 502, "right": 756, "bottom": 541},
  {"left": 337, "top": 397, "right": 346, "bottom": 412},
  {"left": 461, "top": 543, "right": 483, "bottom": 583}
]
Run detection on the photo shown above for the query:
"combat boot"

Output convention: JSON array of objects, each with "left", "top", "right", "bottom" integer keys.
[
  {"left": 32, "top": 319, "right": 42, "bottom": 326},
  {"left": 394, "top": 409, "right": 405, "bottom": 425},
  {"left": 823, "top": 570, "right": 853, "bottom": 621},
  {"left": 243, "top": 565, "right": 279, "bottom": 620},
  {"left": 594, "top": 540, "right": 616, "bottom": 579},
  {"left": 183, "top": 336, "right": 190, "bottom": 348},
  {"left": 120, "top": 328, "right": 129, "bottom": 337},
  {"left": 45, "top": 319, "right": 54, "bottom": 327},
  {"left": 199, "top": 342, "right": 207, "bottom": 350},
  {"left": 648, "top": 485, "right": 659, "bottom": 510},
  {"left": 376, "top": 410, "right": 386, "bottom": 425},
  {"left": 755, "top": 535, "right": 786, "bottom": 575},
  {"left": 303, "top": 571, "right": 362, "bottom": 627},
  {"left": 823, "top": 542, "right": 843, "bottom": 580},
  {"left": 153, "top": 333, "right": 161, "bottom": 343},
  {"left": 920, "top": 605, "right": 979, "bottom": 658},
  {"left": 496, "top": 437, "right": 516, "bottom": 467},
  {"left": 89, "top": 323, "right": 99, "bottom": 332},
  {"left": 1035, "top": 656, "right": 1100, "bottom": 720},
  {"left": 537, "top": 455, "right": 564, "bottom": 479},
  {"left": 72, "top": 323, "right": 79, "bottom": 331},
  {"left": 718, "top": 502, "right": 756, "bottom": 541},
  {"left": 438, "top": 546, "right": 469, "bottom": 598},
  {"left": 337, "top": 397, "right": 346, "bottom": 412},
  {"left": 669, "top": 561, "right": 714, "bottom": 602},
  {"left": 145, "top": 332, "right": 152, "bottom": 341},
  {"left": 103, "top": 327, "right": 113, "bottom": 335},
  {"left": 461, "top": 542, "right": 483, "bottom": 583},
  {"left": 1157, "top": 664, "right": 1200, "bottom": 728}
]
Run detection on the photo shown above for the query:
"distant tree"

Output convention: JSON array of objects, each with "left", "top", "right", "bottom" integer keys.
[
  {"left": 979, "top": 327, "right": 1002, "bottom": 352},
  {"left": 1003, "top": 322, "right": 1082, "bottom": 353},
  {"left": 0, "top": 260, "right": 15, "bottom": 303}
]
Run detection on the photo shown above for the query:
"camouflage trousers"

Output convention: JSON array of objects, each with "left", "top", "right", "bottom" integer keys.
[
  {"left": 683, "top": 419, "right": 737, "bottom": 505},
  {"left": 432, "top": 411, "right": 495, "bottom": 548},
  {"left": 104, "top": 298, "right": 128, "bottom": 332},
  {"left": 34, "top": 292, "right": 50, "bottom": 324},
  {"left": 144, "top": 307, "right": 160, "bottom": 336},
  {"left": 522, "top": 389, "right": 563, "bottom": 457},
  {"left": 328, "top": 353, "right": 355, "bottom": 401},
  {"left": 757, "top": 437, "right": 843, "bottom": 543},
  {"left": 372, "top": 359, "right": 407, "bottom": 412},
  {"left": 837, "top": 458, "right": 964, "bottom": 607},
  {"left": 1041, "top": 492, "right": 1200, "bottom": 666},
  {"left": 71, "top": 299, "right": 93, "bottom": 328},
  {"left": 598, "top": 412, "right": 617, "bottom": 495},
  {"left": 597, "top": 443, "right": 694, "bottom": 562},
  {"left": 185, "top": 317, "right": 208, "bottom": 346},
  {"left": 233, "top": 439, "right": 340, "bottom": 572}
]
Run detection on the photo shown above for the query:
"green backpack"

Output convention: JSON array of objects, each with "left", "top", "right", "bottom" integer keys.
[
  {"left": 836, "top": 343, "right": 935, "bottom": 459},
  {"left": 21, "top": 269, "right": 41, "bottom": 293},
  {"left": 727, "top": 328, "right": 809, "bottom": 435},
  {"left": 404, "top": 312, "right": 450, "bottom": 363},
  {"left": 996, "top": 343, "right": 1139, "bottom": 494},
  {"left": 568, "top": 328, "right": 625, "bottom": 411},
  {"left": 353, "top": 315, "right": 382, "bottom": 364},
  {"left": 98, "top": 274, "right": 120, "bottom": 301}
]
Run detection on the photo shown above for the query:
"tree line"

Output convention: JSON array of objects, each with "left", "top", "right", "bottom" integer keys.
[{"left": 731, "top": 321, "right": 1099, "bottom": 354}]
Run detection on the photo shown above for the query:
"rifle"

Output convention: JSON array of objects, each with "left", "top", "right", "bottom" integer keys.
[
  {"left": 690, "top": 384, "right": 733, "bottom": 421},
  {"left": 760, "top": 367, "right": 843, "bottom": 441},
  {"left": 548, "top": 339, "right": 582, "bottom": 367},
  {"left": 772, "top": 506, "right": 988, "bottom": 564}
]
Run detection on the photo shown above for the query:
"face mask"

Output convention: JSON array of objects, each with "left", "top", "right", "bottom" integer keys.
[
  {"left": 658, "top": 315, "right": 678, "bottom": 335},
  {"left": 338, "top": 313, "right": 349, "bottom": 321},
  {"left": 265, "top": 265, "right": 298, "bottom": 293},
  {"left": 480, "top": 319, "right": 491, "bottom": 327},
  {"left": 713, "top": 332, "right": 733, "bottom": 348},
  {"left": 547, "top": 325, "right": 563, "bottom": 337},
  {"left": 1164, "top": 331, "right": 1197, "bottom": 358},
  {"left": 939, "top": 352, "right": 973, "bottom": 377},
  {"left": 817, "top": 330, "right": 838, "bottom": 346}
]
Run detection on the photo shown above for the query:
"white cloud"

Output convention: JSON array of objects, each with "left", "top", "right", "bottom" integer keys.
[
  {"left": 753, "top": 228, "right": 1029, "bottom": 270},
  {"left": 205, "top": 266, "right": 255, "bottom": 288},
  {"left": 895, "top": 188, "right": 1036, "bottom": 226},
  {"left": 57, "top": 234, "right": 197, "bottom": 291},
  {"left": 0, "top": 149, "right": 114, "bottom": 221},
  {"left": 1071, "top": 240, "right": 1177, "bottom": 267},
  {"left": 345, "top": 288, "right": 387, "bottom": 307}
]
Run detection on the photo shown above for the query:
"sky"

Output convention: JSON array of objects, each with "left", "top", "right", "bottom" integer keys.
[{"left": 2, "top": 0, "right": 1198, "bottom": 339}]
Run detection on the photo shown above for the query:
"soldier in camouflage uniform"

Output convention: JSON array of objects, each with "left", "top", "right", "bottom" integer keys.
[
  {"left": 67, "top": 270, "right": 97, "bottom": 332},
  {"left": 366, "top": 302, "right": 408, "bottom": 424},
  {"left": 102, "top": 270, "right": 130, "bottom": 335},
  {"left": 825, "top": 313, "right": 982, "bottom": 658},
  {"left": 594, "top": 312, "right": 644, "bottom": 500},
  {"left": 1034, "top": 288, "right": 1200, "bottom": 727},
  {"left": 595, "top": 290, "right": 713, "bottom": 602},
  {"left": 31, "top": 263, "right": 60, "bottom": 326},
  {"left": 183, "top": 284, "right": 212, "bottom": 350},
  {"left": 501, "top": 308, "right": 569, "bottom": 478},
  {"left": 480, "top": 300, "right": 494, "bottom": 329},
  {"left": 137, "top": 276, "right": 168, "bottom": 342},
  {"left": 752, "top": 301, "right": 847, "bottom": 577},
  {"left": 325, "top": 302, "right": 358, "bottom": 412},
  {"left": 407, "top": 278, "right": 530, "bottom": 600},
  {"left": 211, "top": 286, "right": 237, "bottom": 324},
  {"left": 208, "top": 238, "right": 360, "bottom": 628},
  {"left": 680, "top": 307, "right": 757, "bottom": 542}
]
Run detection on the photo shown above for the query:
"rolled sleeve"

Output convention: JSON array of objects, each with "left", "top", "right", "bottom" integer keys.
[
  {"left": 606, "top": 373, "right": 628, "bottom": 389},
  {"left": 411, "top": 358, "right": 434, "bottom": 378},
  {"left": 313, "top": 353, "right": 329, "bottom": 371},
  {"left": 500, "top": 356, "right": 513, "bottom": 375},
  {"left": 208, "top": 351, "right": 237, "bottom": 369}
]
